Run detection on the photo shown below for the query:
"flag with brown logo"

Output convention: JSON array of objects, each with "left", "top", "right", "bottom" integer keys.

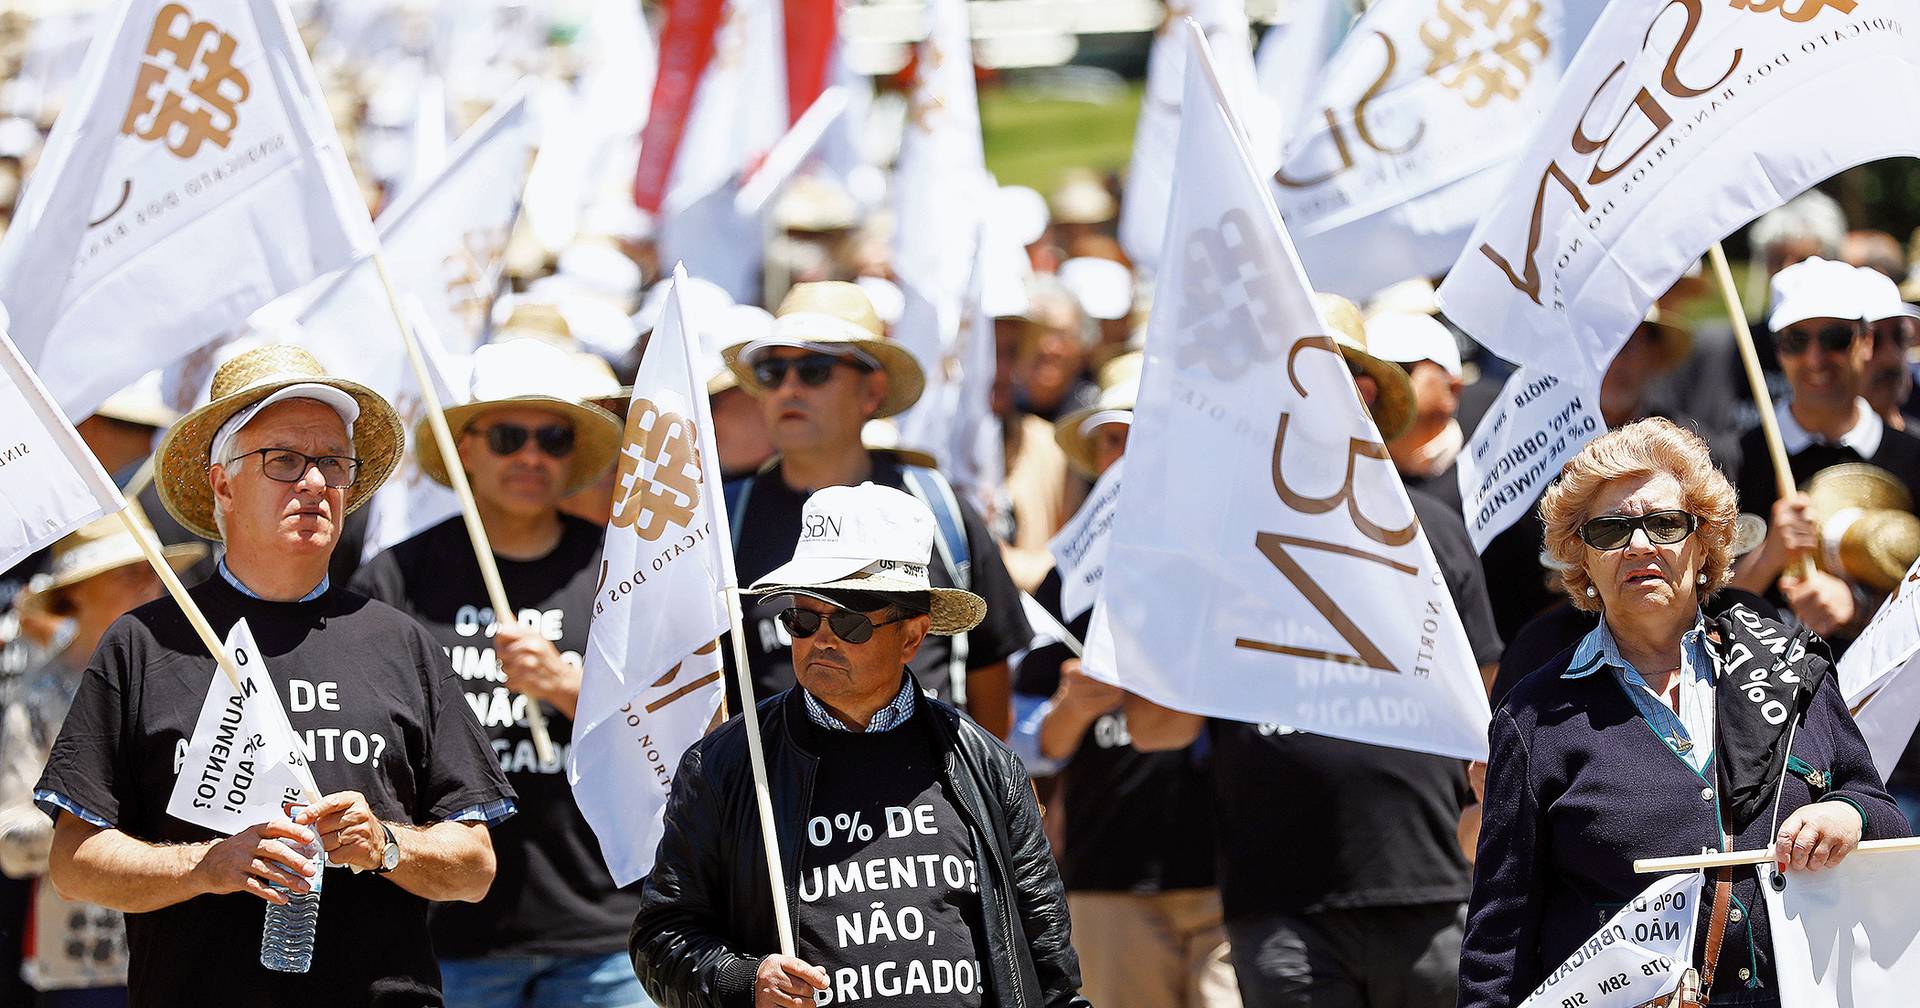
[
  {"left": 1439, "top": 0, "right": 1920, "bottom": 384},
  {"left": 0, "top": 315, "right": 125, "bottom": 572},
  {"left": 0, "top": 0, "right": 374, "bottom": 419}
]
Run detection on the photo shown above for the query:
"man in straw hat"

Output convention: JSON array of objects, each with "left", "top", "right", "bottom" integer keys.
[
  {"left": 721, "top": 281, "right": 1032, "bottom": 740},
  {"left": 631, "top": 483, "right": 1089, "bottom": 1008},
  {"left": 353, "top": 337, "right": 647, "bottom": 1008},
  {"left": 34, "top": 345, "right": 514, "bottom": 1006},
  {"left": 1122, "top": 296, "right": 1501, "bottom": 1008}
]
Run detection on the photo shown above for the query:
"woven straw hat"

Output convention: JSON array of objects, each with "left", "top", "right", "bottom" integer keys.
[
  {"left": 156, "top": 346, "right": 404, "bottom": 542},
  {"left": 1821, "top": 508, "right": 1920, "bottom": 592},
  {"left": 1316, "top": 292, "right": 1414, "bottom": 441},
  {"left": 415, "top": 339, "right": 623, "bottom": 498},
  {"left": 23, "top": 510, "right": 205, "bottom": 606},
  {"left": 723, "top": 281, "right": 926, "bottom": 418},
  {"left": 1807, "top": 462, "right": 1912, "bottom": 515},
  {"left": 1056, "top": 351, "right": 1142, "bottom": 477}
]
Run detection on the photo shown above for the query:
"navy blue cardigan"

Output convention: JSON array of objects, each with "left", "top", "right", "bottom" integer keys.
[{"left": 1458, "top": 641, "right": 1908, "bottom": 1008}]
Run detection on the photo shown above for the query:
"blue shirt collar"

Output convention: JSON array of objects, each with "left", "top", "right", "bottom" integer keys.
[
  {"left": 803, "top": 675, "right": 917, "bottom": 732},
  {"left": 217, "top": 558, "right": 329, "bottom": 603},
  {"left": 1564, "top": 611, "right": 1713, "bottom": 684}
]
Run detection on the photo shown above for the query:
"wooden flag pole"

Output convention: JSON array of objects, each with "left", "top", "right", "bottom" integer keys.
[
  {"left": 721, "top": 584, "right": 796, "bottom": 957},
  {"left": 1706, "top": 243, "right": 1812, "bottom": 579},
  {"left": 1635, "top": 835, "right": 1920, "bottom": 874},
  {"left": 369, "top": 252, "right": 556, "bottom": 764}
]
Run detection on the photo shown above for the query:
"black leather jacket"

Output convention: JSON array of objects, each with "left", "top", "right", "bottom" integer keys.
[{"left": 630, "top": 679, "right": 1090, "bottom": 1008}]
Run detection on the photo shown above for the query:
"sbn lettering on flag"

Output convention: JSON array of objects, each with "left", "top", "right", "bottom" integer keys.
[
  {"left": 167, "top": 617, "right": 320, "bottom": 837},
  {"left": 0, "top": 0, "right": 374, "bottom": 419},
  {"left": 570, "top": 265, "right": 732, "bottom": 886},
  {"left": 1439, "top": 0, "right": 1920, "bottom": 385},
  {"left": 0, "top": 314, "right": 125, "bottom": 572},
  {"left": 1081, "top": 20, "right": 1491, "bottom": 762},
  {"left": 1514, "top": 870, "right": 1702, "bottom": 1008}
]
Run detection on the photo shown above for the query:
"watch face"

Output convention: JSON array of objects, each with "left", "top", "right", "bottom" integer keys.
[{"left": 383, "top": 841, "right": 400, "bottom": 871}]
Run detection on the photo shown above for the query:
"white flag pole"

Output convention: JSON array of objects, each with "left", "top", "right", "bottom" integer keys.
[
  {"left": 1022, "top": 592, "right": 1085, "bottom": 658},
  {"left": 370, "top": 251, "right": 556, "bottom": 764},
  {"left": 1635, "top": 835, "right": 1920, "bottom": 874}
]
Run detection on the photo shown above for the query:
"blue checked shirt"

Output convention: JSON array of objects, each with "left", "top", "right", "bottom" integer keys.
[
  {"left": 1563, "top": 613, "right": 1717, "bottom": 774},
  {"left": 803, "top": 675, "right": 918, "bottom": 732}
]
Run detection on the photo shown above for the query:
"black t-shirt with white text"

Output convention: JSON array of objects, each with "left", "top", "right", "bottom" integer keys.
[
  {"left": 353, "top": 514, "right": 639, "bottom": 958},
  {"left": 35, "top": 575, "right": 514, "bottom": 1007}
]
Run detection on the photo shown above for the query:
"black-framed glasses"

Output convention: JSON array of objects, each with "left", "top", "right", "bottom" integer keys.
[
  {"left": 477, "top": 422, "right": 574, "bottom": 458},
  {"left": 751, "top": 352, "right": 866, "bottom": 390},
  {"left": 778, "top": 606, "right": 910, "bottom": 645},
  {"left": 1776, "top": 321, "right": 1862, "bottom": 356},
  {"left": 224, "top": 448, "right": 362, "bottom": 488},
  {"left": 1579, "top": 510, "right": 1700, "bottom": 551}
]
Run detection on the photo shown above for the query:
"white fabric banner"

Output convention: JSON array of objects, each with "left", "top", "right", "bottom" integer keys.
[
  {"left": 570, "top": 266, "right": 732, "bottom": 886},
  {"left": 1838, "top": 558, "right": 1920, "bottom": 779},
  {"left": 1272, "top": 0, "right": 1603, "bottom": 301},
  {"left": 1050, "top": 459, "right": 1123, "bottom": 621},
  {"left": 1439, "top": 4, "right": 1920, "bottom": 384},
  {"left": 0, "top": 0, "right": 376, "bottom": 419},
  {"left": 521, "top": 0, "right": 655, "bottom": 252},
  {"left": 166, "top": 618, "right": 320, "bottom": 836},
  {"left": 0, "top": 319, "right": 126, "bottom": 572},
  {"left": 1254, "top": 0, "right": 1349, "bottom": 158},
  {"left": 1517, "top": 870, "right": 1703, "bottom": 1008},
  {"left": 1082, "top": 23, "right": 1491, "bottom": 762},
  {"left": 1765, "top": 846, "right": 1920, "bottom": 1005},
  {"left": 1457, "top": 367, "right": 1603, "bottom": 553}
]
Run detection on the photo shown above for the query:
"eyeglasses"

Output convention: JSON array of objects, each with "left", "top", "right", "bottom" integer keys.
[
  {"left": 751, "top": 353, "right": 866, "bottom": 390},
  {"left": 1776, "top": 321, "right": 1862, "bottom": 356},
  {"left": 476, "top": 422, "right": 575, "bottom": 458},
  {"left": 1578, "top": 510, "right": 1700, "bottom": 551},
  {"left": 778, "top": 605, "right": 911, "bottom": 645},
  {"left": 224, "top": 448, "right": 362, "bottom": 488}
]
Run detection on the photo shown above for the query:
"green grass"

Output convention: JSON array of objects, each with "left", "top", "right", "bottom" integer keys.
[{"left": 979, "top": 81, "right": 1143, "bottom": 193}]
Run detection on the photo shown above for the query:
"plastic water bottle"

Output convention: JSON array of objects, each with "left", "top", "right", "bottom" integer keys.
[{"left": 259, "top": 807, "right": 325, "bottom": 973}]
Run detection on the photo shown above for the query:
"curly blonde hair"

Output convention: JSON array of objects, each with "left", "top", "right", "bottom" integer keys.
[{"left": 1538, "top": 418, "right": 1737, "bottom": 612}]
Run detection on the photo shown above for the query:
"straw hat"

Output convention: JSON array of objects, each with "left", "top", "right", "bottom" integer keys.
[
  {"left": 22, "top": 511, "right": 205, "bottom": 608},
  {"left": 414, "top": 339, "right": 624, "bottom": 498},
  {"left": 1807, "top": 463, "right": 1912, "bottom": 516},
  {"left": 1315, "top": 292, "right": 1415, "bottom": 441},
  {"left": 1056, "top": 351, "right": 1142, "bottom": 477},
  {"left": 723, "top": 281, "right": 926, "bottom": 418},
  {"left": 750, "top": 483, "right": 986, "bottom": 634},
  {"left": 862, "top": 418, "right": 938, "bottom": 470},
  {"left": 1822, "top": 509, "right": 1920, "bottom": 592},
  {"left": 156, "top": 346, "right": 404, "bottom": 542},
  {"left": 1640, "top": 306, "right": 1694, "bottom": 372},
  {"left": 495, "top": 300, "right": 574, "bottom": 347}
]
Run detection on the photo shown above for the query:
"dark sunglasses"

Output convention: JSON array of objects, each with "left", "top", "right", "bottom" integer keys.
[
  {"left": 778, "top": 606, "right": 911, "bottom": 645},
  {"left": 751, "top": 352, "right": 867, "bottom": 390},
  {"left": 477, "top": 422, "right": 574, "bottom": 458},
  {"left": 1776, "top": 321, "right": 1862, "bottom": 356},
  {"left": 225, "top": 448, "right": 362, "bottom": 488},
  {"left": 1579, "top": 510, "right": 1699, "bottom": 551}
]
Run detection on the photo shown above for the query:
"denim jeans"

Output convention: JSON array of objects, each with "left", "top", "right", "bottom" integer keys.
[{"left": 439, "top": 951, "right": 654, "bottom": 1008}]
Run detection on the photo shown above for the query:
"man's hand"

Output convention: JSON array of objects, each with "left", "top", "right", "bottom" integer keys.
[
  {"left": 1776, "top": 801, "right": 1864, "bottom": 873},
  {"left": 298, "top": 792, "right": 384, "bottom": 873},
  {"left": 1770, "top": 493, "right": 1820, "bottom": 556},
  {"left": 1052, "top": 661, "right": 1123, "bottom": 718},
  {"left": 191, "top": 819, "right": 319, "bottom": 905},
  {"left": 495, "top": 621, "right": 580, "bottom": 717},
  {"left": 1780, "top": 569, "right": 1859, "bottom": 639},
  {"left": 755, "top": 954, "right": 828, "bottom": 1007}
]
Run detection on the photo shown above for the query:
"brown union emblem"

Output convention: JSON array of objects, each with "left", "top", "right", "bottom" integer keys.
[
  {"left": 120, "top": 2, "right": 252, "bottom": 159},
  {"left": 611, "top": 398, "right": 703, "bottom": 540}
]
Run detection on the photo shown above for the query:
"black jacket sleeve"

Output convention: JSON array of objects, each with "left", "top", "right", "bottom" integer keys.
[
  {"left": 1458, "top": 705, "right": 1545, "bottom": 1008},
  {"left": 1000, "top": 747, "right": 1092, "bottom": 1008}
]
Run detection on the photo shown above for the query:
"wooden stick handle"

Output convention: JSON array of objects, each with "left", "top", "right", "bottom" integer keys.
[
  {"left": 370, "top": 253, "right": 555, "bottom": 764},
  {"left": 1635, "top": 835, "right": 1920, "bottom": 874},
  {"left": 723, "top": 585, "right": 796, "bottom": 956}
]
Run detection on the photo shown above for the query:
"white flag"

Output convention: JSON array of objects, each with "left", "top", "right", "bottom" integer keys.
[
  {"left": 1254, "top": 0, "right": 1349, "bottom": 156},
  {"left": 1838, "top": 558, "right": 1920, "bottom": 779},
  {"left": 1517, "top": 871, "right": 1703, "bottom": 1008},
  {"left": 1765, "top": 846, "right": 1920, "bottom": 1004},
  {"left": 1271, "top": 0, "right": 1603, "bottom": 301},
  {"left": 1439, "top": 4, "right": 1920, "bottom": 384},
  {"left": 522, "top": 0, "right": 655, "bottom": 252},
  {"left": 0, "top": 318, "right": 126, "bottom": 572},
  {"left": 1119, "top": 0, "right": 1270, "bottom": 274},
  {"left": 0, "top": 0, "right": 375, "bottom": 419},
  {"left": 167, "top": 618, "right": 319, "bottom": 836},
  {"left": 570, "top": 265, "right": 732, "bottom": 886},
  {"left": 1457, "top": 368, "right": 1603, "bottom": 553},
  {"left": 1049, "top": 459, "right": 1123, "bottom": 621},
  {"left": 1081, "top": 22, "right": 1491, "bottom": 762}
]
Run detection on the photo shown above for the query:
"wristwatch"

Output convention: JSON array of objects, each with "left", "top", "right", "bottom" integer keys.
[{"left": 372, "top": 822, "right": 400, "bottom": 874}]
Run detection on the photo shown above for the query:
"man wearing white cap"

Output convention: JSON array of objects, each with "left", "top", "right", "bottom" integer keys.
[
  {"left": 1367, "top": 312, "right": 1467, "bottom": 509},
  {"left": 1856, "top": 265, "right": 1920, "bottom": 432},
  {"left": 631, "top": 484, "right": 1089, "bottom": 1008},
  {"left": 1730, "top": 257, "right": 1920, "bottom": 641}
]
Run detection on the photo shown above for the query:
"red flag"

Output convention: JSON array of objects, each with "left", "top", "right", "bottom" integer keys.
[{"left": 632, "top": 0, "right": 727, "bottom": 214}]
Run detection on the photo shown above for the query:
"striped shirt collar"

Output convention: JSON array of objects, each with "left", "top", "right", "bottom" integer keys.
[
  {"left": 218, "top": 558, "right": 329, "bottom": 603},
  {"left": 1564, "top": 611, "right": 1713, "bottom": 683},
  {"left": 803, "top": 675, "right": 917, "bottom": 732}
]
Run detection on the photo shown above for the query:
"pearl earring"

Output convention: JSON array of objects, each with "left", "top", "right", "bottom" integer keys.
[
  {"left": 1697, "top": 572, "right": 1707, "bottom": 586},
  {"left": 1585, "top": 586, "right": 1596, "bottom": 599}
]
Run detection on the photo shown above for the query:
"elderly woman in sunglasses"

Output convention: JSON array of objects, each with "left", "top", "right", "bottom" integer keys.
[{"left": 1458, "top": 418, "right": 1907, "bottom": 1008}]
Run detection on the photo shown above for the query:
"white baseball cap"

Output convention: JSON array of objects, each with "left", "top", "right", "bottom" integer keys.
[
  {"left": 1770, "top": 256, "right": 1867, "bottom": 331},
  {"left": 1364, "top": 311, "right": 1462, "bottom": 379},
  {"left": 1058, "top": 257, "right": 1134, "bottom": 321},
  {"left": 1855, "top": 266, "right": 1920, "bottom": 323}
]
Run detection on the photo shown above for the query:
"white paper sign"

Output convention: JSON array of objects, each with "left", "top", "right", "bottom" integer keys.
[
  {"left": 1457, "top": 368, "right": 1603, "bottom": 553},
  {"left": 167, "top": 618, "right": 318, "bottom": 835},
  {"left": 1518, "top": 870, "right": 1703, "bottom": 1008},
  {"left": 1839, "top": 558, "right": 1920, "bottom": 779},
  {"left": 1049, "top": 459, "right": 1124, "bottom": 621},
  {"left": 1765, "top": 846, "right": 1920, "bottom": 1005}
]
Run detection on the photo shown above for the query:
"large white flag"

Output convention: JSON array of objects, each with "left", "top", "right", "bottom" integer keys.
[
  {"left": 0, "top": 0, "right": 375, "bottom": 419},
  {"left": 0, "top": 317, "right": 126, "bottom": 572},
  {"left": 1838, "top": 558, "right": 1920, "bottom": 778},
  {"left": 570, "top": 266, "right": 732, "bottom": 886},
  {"left": 1082, "top": 22, "right": 1492, "bottom": 762},
  {"left": 1271, "top": 0, "right": 1603, "bottom": 301},
  {"left": 1254, "top": 0, "right": 1350, "bottom": 160},
  {"left": 1440, "top": 4, "right": 1920, "bottom": 384},
  {"left": 1517, "top": 870, "right": 1703, "bottom": 1008},
  {"left": 167, "top": 618, "right": 319, "bottom": 836},
  {"left": 1457, "top": 367, "right": 1603, "bottom": 553},
  {"left": 1765, "top": 846, "right": 1920, "bottom": 1004}
]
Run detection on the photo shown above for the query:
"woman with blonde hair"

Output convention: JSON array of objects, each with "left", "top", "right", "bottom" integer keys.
[{"left": 1458, "top": 418, "right": 1907, "bottom": 1008}]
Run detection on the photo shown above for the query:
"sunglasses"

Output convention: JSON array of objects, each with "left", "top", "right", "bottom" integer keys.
[
  {"left": 751, "top": 352, "right": 867, "bottom": 390},
  {"left": 225, "top": 448, "right": 362, "bottom": 488},
  {"left": 1776, "top": 321, "right": 1862, "bottom": 356},
  {"left": 476, "top": 422, "right": 574, "bottom": 458},
  {"left": 778, "top": 605, "right": 911, "bottom": 645},
  {"left": 1579, "top": 509, "right": 1699, "bottom": 551}
]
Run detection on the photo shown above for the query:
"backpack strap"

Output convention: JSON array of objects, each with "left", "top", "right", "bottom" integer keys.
[
  {"left": 899, "top": 464, "right": 973, "bottom": 704},
  {"left": 723, "top": 475, "right": 755, "bottom": 553}
]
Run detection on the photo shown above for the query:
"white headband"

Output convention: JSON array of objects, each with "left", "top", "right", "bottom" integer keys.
[{"left": 209, "top": 384, "right": 360, "bottom": 467}]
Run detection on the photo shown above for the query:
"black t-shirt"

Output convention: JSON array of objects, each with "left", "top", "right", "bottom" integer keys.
[
  {"left": 35, "top": 575, "right": 514, "bottom": 1008},
  {"left": 1013, "top": 569, "right": 1216, "bottom": 894},
  {"left": 353, "top": 514, "right": 638, "bottom": 958},
  {"left": 1207, "top": 720, "right": 1473, "bottom": 921},
  {"left": 1409, "top": 488, "right": 1505, "bottom": 669},
  {"left": 794, "top": 709, "right": 987, "bottom": 1007},
  {"left": 725, "top": 455, "right": 1033, "bottom": 710}
]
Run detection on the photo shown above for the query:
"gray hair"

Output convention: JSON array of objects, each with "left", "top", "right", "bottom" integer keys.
[{"left": 1751, "top": 190, "right": 1846, "bottom": 259}]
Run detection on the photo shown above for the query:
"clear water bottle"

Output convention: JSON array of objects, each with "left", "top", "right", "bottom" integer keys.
[{"left": 259, "top": 806, "right": 325, "bottom": 973}]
